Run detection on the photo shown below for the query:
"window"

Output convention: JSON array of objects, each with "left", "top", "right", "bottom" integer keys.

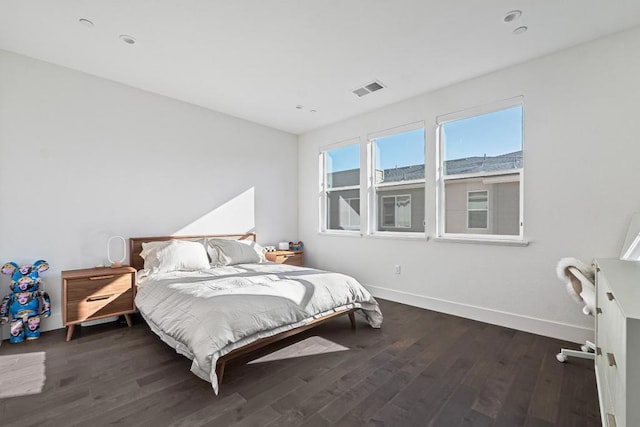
[
  {"left": 467, "top": 191, "right": 488, "bottom": 229},
  {"left": 339, "top": 198, "right": 360, "bottom": 229},
  {"left": 437, "top": 100, "right": 523, "bottom": 240},
  {"left": 369, "top": 123, "right": 425, "bottom": 234},
  {"left": 381, "top": 195, "right": 411, "bottom": 228},
  {"left": 320, "top": 141, "right": 360, "bottom": 232}
]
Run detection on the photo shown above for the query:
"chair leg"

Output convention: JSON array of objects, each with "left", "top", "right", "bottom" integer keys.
[
  {"left": 582, "top": 340, "right": 596, "bottom": 352},
  {"left": 557, "top": 348, "right": 595, "bottom": 362}
]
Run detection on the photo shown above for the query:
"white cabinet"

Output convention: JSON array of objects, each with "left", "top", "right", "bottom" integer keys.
[{"left": 595, "top": 259, "right": 640, "bottom": 427}]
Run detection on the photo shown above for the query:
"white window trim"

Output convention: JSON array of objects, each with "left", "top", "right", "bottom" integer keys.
[
  {"left": 433, "top": 236, "right": 528, "bottom": 246},
  {"left": 375, "top": 179, "right": 425, "bottom": 190},
  {"left": 436, "top": 97, "right": 524, "bottom": 242},
  {"left": 319, "top": 138, "right": 362, "bottom": 234},
  {"left": 381, "top": 194, "right": 412, "bottom": 229},
  {"left": 368, "top": 121, "right": 425, "bottom": 140},
  {"left": 467, "top": 190, "right": 489, "bottom": 230},
  {"left": 367, "top": 231, "right": 428, "bottom": 241},
  {"left": 436, "top": 96, "right": 523, "bottom": 125},
  {"left": 327, "top": 184, "right": 360, "bottom": 191}
]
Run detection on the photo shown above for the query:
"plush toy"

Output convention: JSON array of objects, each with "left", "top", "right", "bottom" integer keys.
[
  {"left": 0, "top": 260, "right": 51, "bottom": 343},
  {"left": 289, "top": 241, "right": 304, "bottom": 251}
]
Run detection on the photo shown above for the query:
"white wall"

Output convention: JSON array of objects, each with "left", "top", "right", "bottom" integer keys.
[
  {"left": 298, "top": 27, "right": 640, "bottom": 343},
  {"left": 0, "top": 50, "right": 298, "bottom": 332}
]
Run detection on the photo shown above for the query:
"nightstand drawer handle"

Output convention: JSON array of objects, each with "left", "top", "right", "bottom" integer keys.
[
  {"left": 607, "top": 352, "right": 617, "bottom": 367},
  {"left": 89, "top": 275, "right": 115, "bottom": 280},
  {"left": 606, "top": 292, "right": 615, "bottom": 301},
  {"left": 86, "top": 294, "right": 113, "bottom": 302},
  {"left": 282, "top": 254, "right": 295, "bottom": 258}
]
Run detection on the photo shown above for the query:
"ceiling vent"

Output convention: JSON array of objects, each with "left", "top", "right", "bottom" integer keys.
[{"left": 352, "top": 80, "right": 386, "bottom": 97}]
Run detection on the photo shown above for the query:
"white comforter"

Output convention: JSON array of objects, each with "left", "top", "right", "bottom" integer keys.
[{"left": 135, "top": 262, "right": 383, "bottom": 393}]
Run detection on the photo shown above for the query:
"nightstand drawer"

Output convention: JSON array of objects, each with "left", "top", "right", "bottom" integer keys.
[
  {"left": 66, "top": 273, "right": 132, "bottom": 303},
  {"left": 266, "top": 250, "right": 304, "bottom": 267},
  {"left": 66, "top": 288, "right": 134, "bottom": 323}
]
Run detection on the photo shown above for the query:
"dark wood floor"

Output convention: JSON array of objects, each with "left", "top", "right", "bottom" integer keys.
[{"left": 0, "top": 299, "right": 600, "bottom": 426}]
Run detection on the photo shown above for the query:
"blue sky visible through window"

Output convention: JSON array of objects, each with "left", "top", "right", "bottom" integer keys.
[
  {"left": 326, "top": 143, "right": 360, "bottom": 174},
  {"left": 375, "top": 128, "right": 425, "bottom": 170},
  {"left": 326, "top": 106, "right": 522, "bottom": 172},
  {"left": 443, "top": 106, "right": 522, "bottom": 161}
]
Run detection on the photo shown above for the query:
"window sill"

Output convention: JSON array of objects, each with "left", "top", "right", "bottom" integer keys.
[
  {"left": 318, "top": 230, "right": 362, "bottom": 238},
  {"left": 367, "top": 232, "right": 428, "bottom": 241},
  {"left": 433, "top": 236, "right": 529, "bottom": 247}
]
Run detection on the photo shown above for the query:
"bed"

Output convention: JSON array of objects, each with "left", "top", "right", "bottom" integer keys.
[{"left": 130, "top": 233, "right": 383, "bottom": 394}]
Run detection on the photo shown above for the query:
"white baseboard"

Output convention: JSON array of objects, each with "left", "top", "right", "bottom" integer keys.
[
  {"left": 0, "top": 313, "right": 62, "bottom": 342},
  {"left": 1, "top": 313, "right": 119, "bottom": 341},
  {"left": 41, "top": 313, "right": 63, "bottom": 332},
  {"left": 364, "top": 284, "right": 593, "bottom": 344}
]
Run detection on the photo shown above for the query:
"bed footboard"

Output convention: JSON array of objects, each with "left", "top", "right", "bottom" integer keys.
[{"left": 216, "top": 308, "right": 357, "bottom": 386}]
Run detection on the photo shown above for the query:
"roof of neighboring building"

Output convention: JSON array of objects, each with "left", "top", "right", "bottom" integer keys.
[
  {"left": 444, "top": 151, "right": 523, "bottom": 175},
  {"left": 380, "top": 164, "right": 425, "bottom": 182},
  {"left": 330, "top": 150, "right": 523, "bottom": 184}
]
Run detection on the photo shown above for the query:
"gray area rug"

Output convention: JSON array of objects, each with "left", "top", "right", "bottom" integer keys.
[{"left": 0, "top": 351, "right": 46, "bottom": 398}]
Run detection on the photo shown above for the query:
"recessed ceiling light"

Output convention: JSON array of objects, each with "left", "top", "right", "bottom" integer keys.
[
  {"left": 119, "top": 35, "right": 136, "bottom": 45},
  {"left": 296, "top": 105, "right": 304, "bottom": 110},
  {"left": 503, "top": 10, "right": 522, "bottom": 23},
  {"left": 79, "top": 18, "right": 94, "bottom": 27},
  {"left": 513, "top": 26, "right": 528, "bottom": 35},
  {"left": 310, "top": 109, "right": 317, "bottom": 113}
]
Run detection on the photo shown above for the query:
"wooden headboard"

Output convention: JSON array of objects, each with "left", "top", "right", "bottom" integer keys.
[{"left": 129, "top": 233, "right": 257, "bottom": 271}]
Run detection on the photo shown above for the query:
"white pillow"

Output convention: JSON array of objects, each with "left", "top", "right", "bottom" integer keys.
[
  {"left": 140, "top": 240, "right": 210, "bottom": 273},
  {"left": 207, "top": 239, "right": 266, "bottom": 266}
]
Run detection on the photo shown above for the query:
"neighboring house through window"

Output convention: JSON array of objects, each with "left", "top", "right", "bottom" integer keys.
[
  {"left": 320, "top": 140, "right": 361, "bottom": 232},
  {"left": 369, "top": 123, "right": 425, "bottom": 235},
  {"left": 381, "top": 195, "right": 411, "bottom": 228},
  {"left": 339, "top": 197, "right": 360, "bottom": 229},
  {"left": 437, "top": 98, "right": 524, "bottom": 240},
  {"left": 467, "top": 191, "right": 488, "bottom": 229}
]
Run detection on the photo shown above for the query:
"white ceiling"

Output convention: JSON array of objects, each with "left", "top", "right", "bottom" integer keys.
[{"left": 1, "top": 1, "right": 640, "bottom": 135}]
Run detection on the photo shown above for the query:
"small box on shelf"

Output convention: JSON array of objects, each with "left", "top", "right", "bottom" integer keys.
[{"left": 289, "top": 241, "right": 304, "bottom": 251}]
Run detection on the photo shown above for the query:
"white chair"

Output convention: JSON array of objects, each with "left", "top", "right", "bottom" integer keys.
[{"left": 556, "top": 259, "right": 596, "bottom": 362}]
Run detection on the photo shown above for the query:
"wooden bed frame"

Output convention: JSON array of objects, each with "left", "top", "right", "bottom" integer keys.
[{"left": 129, "top": 233, "right": 356, "bottom": 386}]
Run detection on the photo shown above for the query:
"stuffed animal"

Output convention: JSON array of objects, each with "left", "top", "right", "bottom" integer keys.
[
  {"left": 0, "top": 260, "right": 51, "bottom": 343},
  {"left": 289, "top": 241, "right": 304, "bottom": 251}
]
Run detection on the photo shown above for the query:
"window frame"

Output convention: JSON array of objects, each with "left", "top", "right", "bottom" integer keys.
[
  {"left": 319, "top": 138, "right": 362, "bottom": 235},
  {"left": 436, "top": 97, "right": 524, "bottom": 242},
  {"left": 367, "top": 121, "right": 426, "bottom": 238},
  {"left": 380, "top": 194, "right": 412, "bottom": 229},
  {"left": 467, "top": 190, "right": 489, "bottom": 230}
]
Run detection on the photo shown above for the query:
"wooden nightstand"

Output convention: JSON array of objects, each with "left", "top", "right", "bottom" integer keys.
[
  {"left": 266, "top": 250, "right": 304, "bottom": 267},
  {"left": 61, "top": 266, "right": 136, "bottom": 341}
]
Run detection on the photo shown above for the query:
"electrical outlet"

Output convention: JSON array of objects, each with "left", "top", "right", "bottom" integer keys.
[{"left": 395, "top": 265, "right": 401, "bottom": 275}]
